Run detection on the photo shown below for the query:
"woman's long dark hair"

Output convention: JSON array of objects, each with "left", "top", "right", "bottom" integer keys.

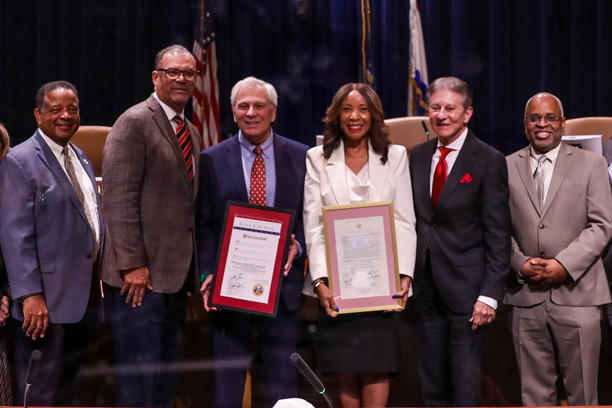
[{"left": 322, "top": 83, "right": 390, "bottom": 164}]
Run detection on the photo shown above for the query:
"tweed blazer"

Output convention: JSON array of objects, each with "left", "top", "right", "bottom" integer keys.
[
  {"left": 101, "top": 95, "right": 201, "bottom": 293},
  {"left": 505, "top": 142, "right": 612, "bottom": 307}
]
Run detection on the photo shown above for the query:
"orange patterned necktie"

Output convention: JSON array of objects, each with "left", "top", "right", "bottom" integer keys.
[{"left": 250, "top": 146, "right": 266, "bottom": 206}]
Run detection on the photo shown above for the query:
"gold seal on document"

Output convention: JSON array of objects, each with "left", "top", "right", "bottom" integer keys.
[{"left": 253, "top": 284, "right": 264, "bottom": 296}]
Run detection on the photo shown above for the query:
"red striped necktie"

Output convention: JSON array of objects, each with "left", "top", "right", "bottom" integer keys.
[{"left": 173, "top": 116, "right": 194, "bottom": 185}]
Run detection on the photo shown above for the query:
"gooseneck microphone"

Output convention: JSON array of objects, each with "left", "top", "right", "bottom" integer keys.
[
  {"left": 290, "top": 353, "right": 333, "bottom": 408},
  {"left": 421, "top": 120, "right": 430, "bottom": 141},
  {"left": 24, "top": 350, "right": 41, "bottom": 408}
]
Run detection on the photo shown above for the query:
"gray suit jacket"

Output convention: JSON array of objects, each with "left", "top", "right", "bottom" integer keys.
[
  {"left": 101, "top": 95, "right": 202, "bottom": 293},
  {"left": 0, "top": 132, "right": 103, "bottom": 323},
  {"left": 505, "top": 142, "right": 612, "bottom": 307}
]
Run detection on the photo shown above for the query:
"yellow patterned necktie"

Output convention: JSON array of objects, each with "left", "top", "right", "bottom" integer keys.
[{"left": 62, "top": 147, "right": 99, "bottom": 259}]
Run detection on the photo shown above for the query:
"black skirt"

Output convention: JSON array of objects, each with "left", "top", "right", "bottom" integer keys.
[{"left": 317, "top": 309, "right": 401, "bottom": 375}]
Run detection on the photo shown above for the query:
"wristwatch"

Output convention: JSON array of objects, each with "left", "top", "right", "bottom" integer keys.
[{"left": 312, "top": 278, "right": 326, "bottom": 289}]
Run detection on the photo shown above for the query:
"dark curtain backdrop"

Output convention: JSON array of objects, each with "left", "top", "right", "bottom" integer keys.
[
  {"left": 0, "top": 0, "right": 410, "bottom": 148},
  {"left": 420, "top": 0, "right": 612, "bottom": 155}
]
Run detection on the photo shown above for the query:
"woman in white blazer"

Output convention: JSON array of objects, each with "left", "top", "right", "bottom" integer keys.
[{"left": 303, "top": 84, "right": 417, "bottom": 407}]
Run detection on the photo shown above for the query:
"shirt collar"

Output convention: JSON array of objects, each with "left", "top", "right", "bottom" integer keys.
[
  {"left": 38, "top": 128, "right": 71, "bottom": 159},
  {"left": 437, "top": 127, "right": 468, "bottom": 151},
  {"left": 238, "top": 129, "right": 274, "bottom": 156},
  {"left": 153, "top": 92, "right": 184, "bottom": 122},
  {"left": 530, "top": 142, "right": 561, "bottom": 164}
]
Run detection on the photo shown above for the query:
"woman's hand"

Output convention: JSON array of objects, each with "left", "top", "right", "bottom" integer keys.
[
  {"left": 390, "top": 276, "right": 412, "bottom": 312},
  {"left": 316, "top": 282, "right": 339, "bottom": 318}
]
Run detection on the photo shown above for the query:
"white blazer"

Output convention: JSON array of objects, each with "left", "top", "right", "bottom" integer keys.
[{"left": 302, "top": 141, "right": 417, "bottom": 296}]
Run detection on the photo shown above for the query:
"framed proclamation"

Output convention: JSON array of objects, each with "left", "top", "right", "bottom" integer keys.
[
  {"left": 209, "top": 201, "right": 295, "bottom": 317},
  {"left": 322, "top": 201, "right": 402, "bottom": 313}
]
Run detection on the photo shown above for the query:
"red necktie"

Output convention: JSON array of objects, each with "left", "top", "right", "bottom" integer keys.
[
  {"left": 173, "top": 116, "right": 194, "bottom": 184},
  {"left": 250, "top": 146, "right": 266, "bottom": 206},
  {"left": 431, "top": 146, "right": 453, "bottom": 208}
]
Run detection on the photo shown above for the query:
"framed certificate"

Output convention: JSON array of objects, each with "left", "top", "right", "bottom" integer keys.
[
  {"left": 323, "top": 201, "right": 401, "bottom": 313},
  {"left": 210, "top": 201, "right": 295, "bottom": 317}
]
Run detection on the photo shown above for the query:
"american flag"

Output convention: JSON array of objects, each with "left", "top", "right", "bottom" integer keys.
[{"left": 193, "top": 0, "right": 221, "bottom": 148}]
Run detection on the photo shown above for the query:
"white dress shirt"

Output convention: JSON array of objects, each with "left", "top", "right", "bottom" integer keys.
[
  {"left": 428, "top": 127, "right": 497, "bottom": 310},
  {"left": 153, "top": 92, "right": 185, "bottom": 131},
  {"left": 39, "top": 130, "right": 100, "bottom": 242},
  {"left": 529, "top": 143, "right": 561, "bottom": 205}
]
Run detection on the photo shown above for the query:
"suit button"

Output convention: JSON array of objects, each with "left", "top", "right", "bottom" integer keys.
[
  {"left": 87, "top": 254, "right": 92, "bottom": 259},
  {"left": 539, "top": 224, "right": 544, "bottom": 229},
  {"left": 432, "top": 224, "right": 436, "bottom": 228},
  {"left": 540, "top": 251, "right": 545, "bottom": 258}
]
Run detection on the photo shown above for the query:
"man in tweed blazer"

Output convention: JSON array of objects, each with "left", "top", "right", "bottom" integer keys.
[
  {"left": 505, "top": 93, "right": 612, "bottom": 406},
  {"left": 101, "top": 45, "right": 201, "bottom": 407}
]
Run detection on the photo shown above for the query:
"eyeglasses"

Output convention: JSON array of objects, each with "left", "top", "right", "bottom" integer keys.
[
  {"left": 156, "top": 68, "right": 199, "bottom": 81},
  {"left": 526, "top": 115, "right": 564, "bottom": 124}
]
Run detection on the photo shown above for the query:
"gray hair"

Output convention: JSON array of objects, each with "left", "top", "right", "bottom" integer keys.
[
  {"left": 426, "top": 77, "right": 472, "bottom": 110},
  {"left": 230, "top": 77, "right": 278, "bottom": 107},
  {"left": 524, "top": 92, "right": 565, "bottom": 118},
  {"left": 154, "top": 44, "right": 195, "bottom": 69}
]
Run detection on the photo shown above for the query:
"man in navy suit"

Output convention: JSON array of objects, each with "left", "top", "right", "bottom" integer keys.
[
  {"left": 409, "top": 77, "right": 511, "bottom": 406},
  {"left": 0, "top": 81, "right": 103, "bottom": 406},
  {"left": 197, "top": 76, "right": 308, "bottom": 407}
]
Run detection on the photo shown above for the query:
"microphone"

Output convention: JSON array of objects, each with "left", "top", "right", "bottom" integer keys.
[
  {"left": 24, "top": 350, "right": 41, "bottom": 408},
  {"left": 421, "top": 120, "right": 430, "bottom": 141},
  {"left": 290, "top": 353, "right": 333, "bottom": 408}
]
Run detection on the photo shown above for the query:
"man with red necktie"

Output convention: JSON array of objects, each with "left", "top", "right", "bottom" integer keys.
[
  {"left": 409, "top": 77, "right": 511, "bottom": 407},
  {"left": 101, "top": 45, "right": 202, "bottom": 407},
  {"left": 197, "top": 77, "right": 308, "bottom": 407}
]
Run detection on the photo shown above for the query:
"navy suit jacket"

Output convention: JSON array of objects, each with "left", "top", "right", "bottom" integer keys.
[
  {"left": 0, "top": 131, "right": 103, "bottom": 323},
  {"left": 197, "top": 132, "right": 308, "bottom": 311},
  {"left": 409, "top": 131, "right": 511, "bottom": 313}
]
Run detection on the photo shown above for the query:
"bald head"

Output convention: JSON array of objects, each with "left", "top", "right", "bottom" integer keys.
[{"left": 524, "top": 92, "right": 564, "bottom": 118}]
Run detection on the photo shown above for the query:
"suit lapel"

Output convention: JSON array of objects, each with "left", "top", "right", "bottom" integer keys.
[
  {"left": 515, "top": 146, "right": 541, "bottom": 216},
  {"left": 325, "top": 140, "right": 350, "bottom": 205},
  {"left": 541, "top": 142, "right": 573, "bottom": 218},
  {"left": 34, "top": 132, "right": 91, "bottom": 228},
  {"left": 147, "top": 96, "right": 193, "bottom": 191},
  {"left": 434, "top": 131, "right": 477, "bottom": 215},
  {"left": 414, "top": 139, "right": 437, "bottom": 219},
  {"left": 273, "top": 134, "right": 291, "bottom": 208},
  {"left": 367, "top": 143, "right": 388, "bottom": 202},
  {"left": 224, "top": 136, "right": 249, "bottom": 202}
]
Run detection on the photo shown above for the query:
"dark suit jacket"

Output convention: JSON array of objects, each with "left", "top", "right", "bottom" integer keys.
[
  {"left": 196, "top": 132, "right": 308, "bottom": 311},
  {"left": 0, "top": 131, "right": 104, "bottom": 323},
  {"left": 102, "top": 95, "right": 202, "bottom": 293},
  {"left": 409, "top": 130, "right": 511, "bottom": 313}
]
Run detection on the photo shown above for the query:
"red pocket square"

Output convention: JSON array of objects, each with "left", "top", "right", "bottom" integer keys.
[{"left": 460, "top": 173, "right": 473, "bottom": 183}]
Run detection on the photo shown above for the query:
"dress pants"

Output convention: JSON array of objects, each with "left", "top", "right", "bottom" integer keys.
[
  {"left": 414, "top": 255, "right": 487, "bottom": 407},
  {"left": 511, "top": 297, "right": 601, "bottom": 406},
  {"left": 212, "top": 301, "right": 299, "bottom": 408},
  {"left": 105, "top": 283, "right": 187, "bottom": 408},
  {"left": 11, "top": 311, "right": 92, "bottom": 406}
]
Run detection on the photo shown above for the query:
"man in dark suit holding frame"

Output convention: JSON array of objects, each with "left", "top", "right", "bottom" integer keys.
[
  {"left": 197, "top": 76, "right": 307, "bottom": 408},
  {"left": 409, "top": 77, "right": 511, "bottom": 407}
]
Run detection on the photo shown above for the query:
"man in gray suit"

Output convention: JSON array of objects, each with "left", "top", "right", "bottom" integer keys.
[
  {"left": 505, "top": 92, "right": 612, "bottom": 406},
  {"left": 102, "top": 45, "right": 201, "bottom": 407},
  {"left": 0, "top": 81, "right": 103, "bottom": 406}
]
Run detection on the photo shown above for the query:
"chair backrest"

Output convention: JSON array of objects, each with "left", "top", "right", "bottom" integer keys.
[
  {"left": 385, "top": 116, "right": 437, "bottom": 154},
  {"left": 564, "top": 117, "right": 612, "bottom": 145},
  {"left": 70, "top": 125, "right": 111, "bottom": 177}
]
